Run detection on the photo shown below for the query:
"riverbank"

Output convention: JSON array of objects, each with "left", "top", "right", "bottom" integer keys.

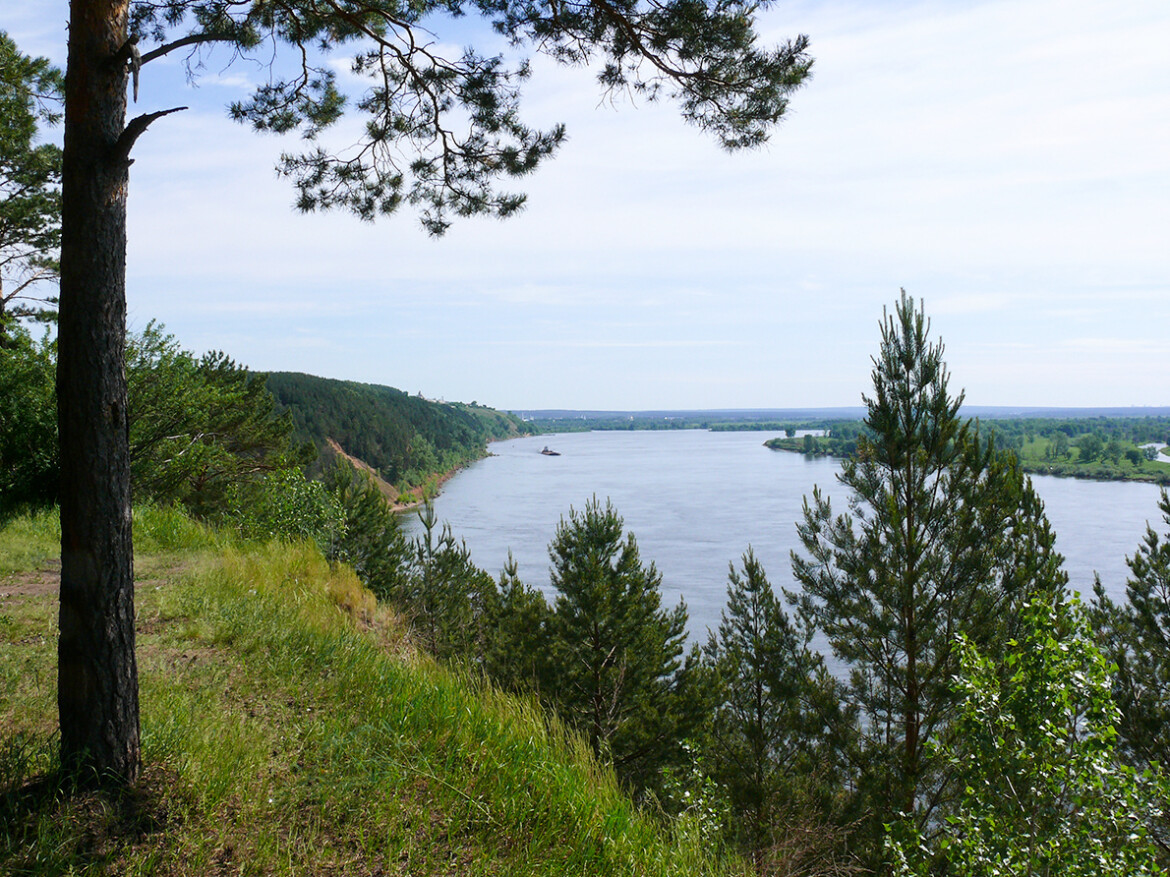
[
  {"left": 323, "top": 437, "right": 493, "bottom": 513},
  {"left": 1017, "top": 459, "right": 1170, "bottom": 486},
  {"left": 389, "top": 459, "right": 483, "bottom": 512},
  {"left": 764, "top": 437, "right": 1170, "bottom": 487}
]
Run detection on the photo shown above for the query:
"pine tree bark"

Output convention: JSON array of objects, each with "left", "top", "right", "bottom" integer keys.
[{"left": 56, "top": 0, "right": 140, "bottom": 786}]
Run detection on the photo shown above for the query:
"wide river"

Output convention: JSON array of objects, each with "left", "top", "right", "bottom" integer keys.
[{"left": 404, "top": 430, "right": 1166, "bottom": 638}]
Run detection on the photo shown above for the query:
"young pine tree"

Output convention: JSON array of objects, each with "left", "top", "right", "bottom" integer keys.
[
  {"left": 1092, "top": 488, "right": 1170, "bottom": 862},
  {"left": 322, "top": 459, "right": 412, "bottom": 604},
  {"left": 704, "top": 548, "right": 847, "bottom": 868},
  {"left": 406, "top": 503, "right": 497, "bottom": 662},
  {"left": 482, "top": 554, "right": 554, "bottom": 696},
  {"left": 791, "top": 291, "right": 1067, "bottom": 848},
  {"left": 546, "top": 497, "right": 694, "bottom": 796}
]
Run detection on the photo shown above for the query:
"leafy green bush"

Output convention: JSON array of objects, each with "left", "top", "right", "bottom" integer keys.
[
  {"left": 127, "top": 322, "right": 313, "bottom": 512},
  {"left": 0, "top": 321, "right": 315, "bottom": 520},
  {"left": 889, "top": 594, "right": 1168, "bottom": 877},
  {"left": 223, "top": 468, "right": 344, "bottom": 548},
  {"left": 0, "top": 326, "right": 56, "bottom": 515}
]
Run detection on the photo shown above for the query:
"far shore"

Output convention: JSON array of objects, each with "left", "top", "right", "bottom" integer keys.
[{"left": 766, "top": 438, "right": 1170, "bottom": 488}]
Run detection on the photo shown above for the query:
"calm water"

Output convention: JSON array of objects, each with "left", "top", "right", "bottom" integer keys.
[{"left": 404, "top": 430, "right": 1166, "bottom": 638}]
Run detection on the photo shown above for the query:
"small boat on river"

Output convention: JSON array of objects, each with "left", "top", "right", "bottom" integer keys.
[{"left": 540, "top": 446, "right": 561, "bottom": 456}]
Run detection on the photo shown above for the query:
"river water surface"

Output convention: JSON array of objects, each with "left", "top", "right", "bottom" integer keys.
[{"left": 404, "top": 430, "right": 1165, "bottom": 638}]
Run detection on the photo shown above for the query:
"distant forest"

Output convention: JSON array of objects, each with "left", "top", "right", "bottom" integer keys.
[
  {"left": 766, "top": 415, "right": 1170, "bottom": 485},
  {"left": 526, "top": 407, "right": 1170, "bottom": 436},
  {"left": 266, "top": 373, "right": 536, "bottom": 489}
]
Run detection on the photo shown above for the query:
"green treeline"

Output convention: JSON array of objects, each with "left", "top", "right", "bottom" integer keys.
[
  {"left": 533, "top": 415, "right": 723, "bottom": 432},
  {"left": 0, "top": 322, "right": 524, "bottom": 524},
  {"left": 266, "top": 372, "right": 536, "bottom": 490},
  {"left": 768, "top": 415, "right": 1170, "bottom": 485},
  {"left": 532, "top": 415, "right": 850, "bottom": 433}
]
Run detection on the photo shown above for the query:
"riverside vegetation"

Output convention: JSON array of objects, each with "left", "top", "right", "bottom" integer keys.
[
  {"left": 265, "top": 372, "right": 537, "bottom": 498},
  {"left": 5, "top": 292, "right": 1170, "bottom": 874},
  {"left": 766, "top": 417, "right": 1170, "bottom": 485}
]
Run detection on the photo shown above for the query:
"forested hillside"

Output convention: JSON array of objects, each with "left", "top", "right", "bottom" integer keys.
[{"left": 266, "top": 372, "right": 536, "bottom": 489}]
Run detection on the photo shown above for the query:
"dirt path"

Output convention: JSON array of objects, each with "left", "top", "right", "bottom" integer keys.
[
  {"left": 1, "top": 559, "right": 185, "bottom": 606},
  {"left": 0, "top": 559, "right": 60, "bottom": 601}
]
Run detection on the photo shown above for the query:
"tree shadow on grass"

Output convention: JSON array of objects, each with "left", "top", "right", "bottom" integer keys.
[{"left": 0, "top": 737, "right": 179, "bottom": 875}]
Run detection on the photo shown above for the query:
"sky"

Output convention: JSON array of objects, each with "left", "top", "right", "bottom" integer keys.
[{"left": 8, "top": 1, "right": 1170, "bottom": 411}]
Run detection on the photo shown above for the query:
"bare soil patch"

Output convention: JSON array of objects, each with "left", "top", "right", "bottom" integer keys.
[
  {"left": 323, "top": 436, "right": 478, "bottom": 512},
  {"left": 1, "top": 559, "right": 187, "bottom": 605},
  {"left": 324, "top": 437, "right": 401, "bottom": 502},
  {"left": 0, "top": 559, "right": 60, "bottom": 601}
]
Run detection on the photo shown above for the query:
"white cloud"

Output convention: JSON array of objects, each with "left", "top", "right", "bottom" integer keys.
[{"left": 9, "top": 0, "right": 1170, "bottom": 409}]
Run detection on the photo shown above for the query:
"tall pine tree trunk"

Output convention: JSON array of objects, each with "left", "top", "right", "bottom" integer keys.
[{"left": 56, "top": 0, "right": 140, "bottom": 786}]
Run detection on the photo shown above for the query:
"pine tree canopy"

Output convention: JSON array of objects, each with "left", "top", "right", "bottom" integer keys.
[
  {"left": 704, "top": 548, "right": 836, "bottom": 856},
  {"left": 125, "top": 0, "right": 811, "bottom": 232},
  {"left": 1092, "top": 489, "right": 1170, "bottom": 862},
  {"left": 547, "top": 497, "right": 690, "bottom": 792},
  {"left": 791, "top": 290, "right": 1068, "bottom": 844},
  {"left": 0, "top": 31, "right": 62, "bottom": 326}
]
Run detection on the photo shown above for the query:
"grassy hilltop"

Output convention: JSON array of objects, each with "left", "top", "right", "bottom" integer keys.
[{"left": 0, "top": 508, "right": 729, "bottom": 876}]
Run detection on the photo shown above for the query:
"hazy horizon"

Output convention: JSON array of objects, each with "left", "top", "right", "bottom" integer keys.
[{"left": 512, "top": 405, "right": 1170, "bottom": 418}]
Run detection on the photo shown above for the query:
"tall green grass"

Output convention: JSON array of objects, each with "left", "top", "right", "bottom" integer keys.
[
  {"left": 0, "top": 508, "right": 59, "bottom": 577},
  {"left": 1, "top": 512, "right": 740, "bottom": 876},
  {"left": 0, "top": 502, "right": 223, "bottom": 578},
  {"left": 159, "top": 543, "right": 728, "bottom": 874},
  {"left": 133, "top": 502, "right": 224, "bottom": 555}
]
